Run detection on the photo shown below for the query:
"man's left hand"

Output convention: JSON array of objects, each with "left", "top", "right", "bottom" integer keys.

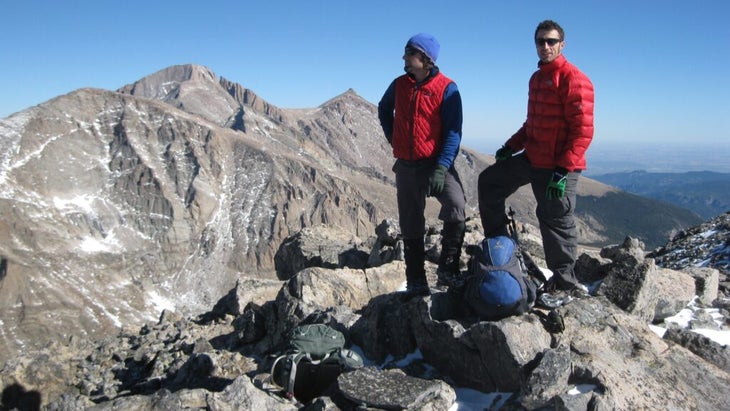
[
  {"left": 428, "top": 165, "right": 447, "bottom": 197},
  {"left": 546, "top": 169, "right": 568, "bottom": 200}
]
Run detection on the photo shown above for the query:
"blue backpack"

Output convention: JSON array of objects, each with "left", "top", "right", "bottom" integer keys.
[{"left": 464, "top": 236, "right": 537, "bottom": 320}]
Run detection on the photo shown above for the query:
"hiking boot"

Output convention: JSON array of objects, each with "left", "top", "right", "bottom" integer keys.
[
  {"left": 537, "top": 289, "right": 573, "bottom": 309},
  {"left": 436, "top": 221, "right": 465, "bottom": 288},
  {"left": 402, "top": 238, "right": 429, "bottom": 302},
  {"left": 436, "top": 269, "right": 464, "bottom": 288},
  {"left": 435, "top": 250, "right": 461, "bottom": 287},
  {"left": 536, "top": 282, "right": 588, "bottom": 309},
  {"left": 399, "top": 283, "right": 430, "bottom": 302}
]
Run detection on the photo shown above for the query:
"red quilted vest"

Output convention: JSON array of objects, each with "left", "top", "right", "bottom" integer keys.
[{"left": 391, "top": 72, "right": 453, "bottom": 161}]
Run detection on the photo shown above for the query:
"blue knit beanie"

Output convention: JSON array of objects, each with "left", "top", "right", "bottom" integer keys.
[{"left": 406, "top": 33, "right": 440, "bottom": 62}]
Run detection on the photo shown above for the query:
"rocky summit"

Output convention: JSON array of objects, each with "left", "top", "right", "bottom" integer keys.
[{"left": 0, "top": 216, "right": 728, "bottom": 410}]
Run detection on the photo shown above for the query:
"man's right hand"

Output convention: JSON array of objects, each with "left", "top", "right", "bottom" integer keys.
[
  {"left": 427, "top": 165, "right": 447, "bottom": 197},
  {"left": 495, "top": 145, "right": 514, "bottom": 161},
  {"left": 546, "top": 169, "right": 568, "bottom": 200}
]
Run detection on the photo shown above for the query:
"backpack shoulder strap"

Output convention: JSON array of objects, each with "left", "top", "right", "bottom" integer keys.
[
  {"left": 507, "top": 208, "right": 548, "bottom": 284},
  {"left": 285, "top": 352, "right": 310, "bottom": 399},
  {"left": 270, "top": 354, "right": 287, "bottom": 387}
]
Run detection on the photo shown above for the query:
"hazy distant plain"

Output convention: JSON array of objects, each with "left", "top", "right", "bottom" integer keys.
[{"left": 580, "top": 141, "right": 730, "bottom": 176}]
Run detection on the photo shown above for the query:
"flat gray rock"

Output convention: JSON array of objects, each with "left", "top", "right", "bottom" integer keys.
[{"left": 337, "top": 367, "right": 454, "bottom": 410}]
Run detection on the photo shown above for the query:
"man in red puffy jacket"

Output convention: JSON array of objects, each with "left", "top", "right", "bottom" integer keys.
[
  {"left": 378, "top": 33, "right": 467, "bottom": 301},
  {"left": 478, "top": 20, "right": 594, "bottom": 306}
]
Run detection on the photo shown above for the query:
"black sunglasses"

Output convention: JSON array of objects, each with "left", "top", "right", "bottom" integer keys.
[
  {"left": 535, "top": 37, "right": 561, "bottom": 46},
  {"left": 404, "top": 47, "right": 421, "bottom": 56}
]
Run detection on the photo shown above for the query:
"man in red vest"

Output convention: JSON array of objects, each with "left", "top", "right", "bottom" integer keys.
[
  {"left": 478, "top": 20, "right": 595, "bottom": 307},
  {"left": 378, "top": 33, "right": 467, "bottom": 300}
]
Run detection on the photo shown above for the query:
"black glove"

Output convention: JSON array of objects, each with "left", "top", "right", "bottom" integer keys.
[
  {"left": 428, "top": 165, "right": 448, "bottom": 197},
  {"left": 546, "top": 168, "right": 568, "bottom": 200},
  {"left": 495, "top": 145, "right": 514, "bottom": 161}
]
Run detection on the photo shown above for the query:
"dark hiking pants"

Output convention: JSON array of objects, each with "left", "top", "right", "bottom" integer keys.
[
  {"left": 393, "top": 159, "right": 466, "bottom": 240},
  {"left": 477, "top": 153, "right": 579, "bottom": 289}
]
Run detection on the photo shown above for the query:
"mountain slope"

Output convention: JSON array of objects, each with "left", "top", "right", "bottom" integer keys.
[
  {"left": 0, "top": 86, "right": 390, "bottom": 365},
  {"left": 575, "top": 190, "right": 704, "bottom": 248},
  {"left": 590, "top": 170, "right": 730, "bottom": 219}
]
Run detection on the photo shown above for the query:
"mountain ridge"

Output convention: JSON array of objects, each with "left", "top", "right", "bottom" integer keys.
[{"left": 590, "top": 170, "right": 730, "bottom": 219}]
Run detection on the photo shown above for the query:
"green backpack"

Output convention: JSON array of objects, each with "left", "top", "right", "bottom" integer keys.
[{"left": 271, "top": 324, "right": 363, "bottom": 402}]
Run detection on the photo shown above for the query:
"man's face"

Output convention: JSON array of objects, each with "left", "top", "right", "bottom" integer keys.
[
  {"left": 534, "top": 29, "right": 564, "bottom": 63},
  {"left": 403, "top": 46, "right": 426, "bottom": 73}
]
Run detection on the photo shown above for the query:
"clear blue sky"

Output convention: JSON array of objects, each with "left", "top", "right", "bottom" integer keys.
[{"left": 2, "top": 0, "right": 729, "bottom": 155}]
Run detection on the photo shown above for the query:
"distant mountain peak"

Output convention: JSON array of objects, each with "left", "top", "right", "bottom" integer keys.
[
  {"left": 117, "top": 64, "right": 218, "bottom": 97},
  {"left": 341, "top": 88, "right": 359, "bottom": 97},
  {"left": 319, "top": 88, "right": 369, "bottom": 109},
  {"left": 163, "top": 63, "right": 217, "bottom": 82}
]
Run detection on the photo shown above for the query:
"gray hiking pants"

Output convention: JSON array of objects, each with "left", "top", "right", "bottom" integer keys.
[
  {"left": 394, "top": 159, "right": 466, "bottom": 240},
  {"left": 477, "top": 153, "right": 579, "bottom": 289}
]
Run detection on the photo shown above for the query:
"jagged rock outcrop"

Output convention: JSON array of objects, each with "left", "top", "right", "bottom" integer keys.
[
  {"left": 588, "top": 236, "right": 700, "bottom": 323},
  {"left": 663, "top": 326, "right": 730, "bottom": 372},
  {"left": 273, "top": 224, "right": 371, "bottom": 280},
  {"left": 649, "top": 211, "right": 730, "bottom": 296}
]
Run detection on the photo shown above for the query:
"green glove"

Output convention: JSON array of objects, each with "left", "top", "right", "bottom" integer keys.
[
  {"left": 495, "top": 145, "right": 514, "bottom": 161},
  {"left": 546, "top": 169, "right": 568, "bottom": 200},
  {"left": 428, "top": 165, "right": 448, "bottom": 197}
]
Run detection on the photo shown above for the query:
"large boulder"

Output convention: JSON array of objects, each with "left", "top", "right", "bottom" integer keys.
[
  {"left": 683, "top": 266, "right": 720, "bottom": 306},
  {"left": 653, "top": 267, "right": 696, "bottom": 321},
  {"left": 599, "top": 259, "right": 660, "bottom": 322},
  {"left": 663, "top": 326, "right": 730, "bottom": 372},
  {"left": 337, "top": 367, "right": 456, "bottom": 411},
  {"left": 274, "top": 224, "right": 370, "bottom": 280}
]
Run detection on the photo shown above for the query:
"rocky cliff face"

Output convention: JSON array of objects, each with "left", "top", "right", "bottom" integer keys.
[
  {"left": 0, "top": 83, "right": 394, "bottom": 365},
  {"left": 0, "top": 63, "right": 702, "bottom": 367}
]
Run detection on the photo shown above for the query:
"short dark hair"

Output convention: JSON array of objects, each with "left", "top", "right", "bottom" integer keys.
[
  {"left": 535, "top": 20, "right": 565, "bottom": 41},
  {"left": 421, "top": 54, "right": 435, "bottom": 69}
]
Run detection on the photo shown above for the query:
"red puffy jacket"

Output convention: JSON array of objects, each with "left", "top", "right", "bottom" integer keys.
[
  {"left": 506, "top": 54, "right": 594, "bottom": 171},
  {"left": 391, "top": 72, "right": 453, "bottom": 161}
]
